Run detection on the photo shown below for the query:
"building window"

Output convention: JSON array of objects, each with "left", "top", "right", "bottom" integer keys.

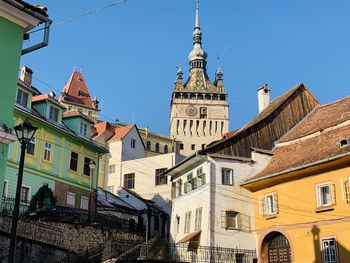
[
  {"left": 146, "top": 141, "right": 151, "bottom": 151},
  {"left": 109, "top": 164, "right": 115, "bottom": 174},
  {"left": 164, "top": 145, "right": 168, "bottom": 153},
  {"left": 179, "top": 143, "right": 184, "bottom": 150},
  {"left": 200, "top": 107, "right": 207, "bottom": 119},
  {"left": 322, "top": 238, "right": 338, "bottom": 263},
  {"left": 195, "top": 207, "right": 202, "bottom": 230},
  {"left": 69, "top": 152, "right": 78, "bottom": 171},
  {"left": 16, "top": 89, "right": 29, "bottom": 107},
  {"left": 3, "top": 180, "right": 8, "bottom": 198},
  {"left": 20, "top": 186, "right": 30, "bottom": 203},
  {"left": 131, "top": 138, "right": 136, "bottom": 148},
  {"left": 83, "top": 157, "right": 92, "bottom": 176},
  {"left": 26, "top": 136, "right": 35, "bottom": 155},
  {"left": 184, "top": 173, "right": 197, "bottom": 193},
  {"left": 225, "top": 211, "right": 238, "bottom": 229},
  {"left": 80, "top": 122, "right": 88, "bottom": 136},
  {"left": 316, "top": 183, "right": 334, "bottom": 208},
  {"left": 124, "top": 173, "right": 135, "bottom": 189},
  {"left": 201, "top": 144, "right": 206, "bottom": 150},
  {"left": 155, "top": 168, "right": 168, "bottom": 185},
  {"left": 155, "top": 143, "right": 160, "bottom": 152},
  {"left": 66, "top": 192, "right": 76, "bottom": 207},
  {"left": 43, "top": 141, "right": 52, "bottom": 161},
  {"left": 191, "top": 144, "right": 195, "bottom": 150},
  {"left": 222, "top": 168, "right": 233, "bottom": 185},
  {"left": 344, "top": 179, "right": 350, "bottom": 203},
  {"left": 80, "top": 196, "right": 89, "bottom": 210},
  {"left": 197, "top": 167, "right": 206, "bottom": 186},
  {"left": 184, "top": 211, "right": 191, "bottom": 233},
  {"left": 260, "top": 193, "right": 278, "bottom": 217},
  {"left": 49, "top": 106, "right": 59, "bottom": 122}
]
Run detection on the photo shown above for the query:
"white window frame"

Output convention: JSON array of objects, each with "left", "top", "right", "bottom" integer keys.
[
  {"left": 66, "top": 192, "right": 76, "bottom": 207},
  {"left": 222, "top": 168, "right": 234, "bottom": 185},
  {"left": 321, "top": 238, "right": 338, "bottom": 263},
  {"left": 316, "top": 182, "right": 333, "bottom": 208},
  {"left": 80, "top": 122, "right": 88, "bottom": 136},
  {"left": 184, "top": 211, "right": 191, "bottom": 234},
  {"left": 26, "top": 136, "right": 35, "bottom": 155},
  {"left": 80, "top": 196, "right": 89, "bottom": 210},
  {"left": 260, "top": 192, "right": 278, "bottom": 217},
  {"left": 109, "top": 164, "right": 116, "bottom": 174},
  {"left": 20, "top": 185, "right": 31, "bottom": 204},
  {"left": 44, "top": 141, "right": 52, "bottom": 161},
  {"left": 225, "top": 211, "right": 238, "bottom": 229}
]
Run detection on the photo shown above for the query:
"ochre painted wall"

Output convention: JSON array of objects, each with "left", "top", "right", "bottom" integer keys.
[{"left": 252, "top": 164, "right": 350, "bottom": 263}]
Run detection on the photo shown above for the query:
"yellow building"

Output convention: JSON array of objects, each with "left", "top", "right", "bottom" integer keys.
[{"left": 242, "top": 96, "right": 350, "bottom": 263}]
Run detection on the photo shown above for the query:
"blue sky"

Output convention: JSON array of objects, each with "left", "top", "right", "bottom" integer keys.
[{"left": 23, "top": 0, "right": 350, "bottom": 135}]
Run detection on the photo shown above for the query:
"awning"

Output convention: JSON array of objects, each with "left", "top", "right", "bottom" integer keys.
[{"left": 176, "top": 230, "right": 201, "bottom": 244}]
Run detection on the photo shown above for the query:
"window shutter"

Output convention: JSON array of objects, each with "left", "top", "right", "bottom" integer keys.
[
  {"left": 179, "top": 179, "right": 182, "bottom": 196},
  {"left": 259, "top": 196, "right": 265, "bottom": 216},
  {"left": 345, "top": 179, "right": 350, "bottom": 203},
  {"left": 221, "top": 211, "right": 226, "bottom": 228},
  {"left": 237, "top": 213, "right": 242, "bottom": 230},
  {"left": 331, "top": 184, "right": 336, "bottom": 205},
  {"left": 171, "top": 182, "right": 176, "bottom": 199},
  {"left": 184, "top": 182, "right": 188, "bottom": 193},
  {"left": 316, "top": 185, "right": 321, "bottom": 208},
  {"left": 273, "top": 193, "right": 279, "bottom": 214},
  {"left": 202, "top": 174, "right": 206, "bottom": 185}
]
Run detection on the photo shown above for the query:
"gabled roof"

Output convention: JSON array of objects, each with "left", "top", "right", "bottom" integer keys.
[
  {"left": 92, "top": 121, "right": 115, "bottom": 140},
  {"left": 32, "top": 93, "right": 65, "bottom": 108},
  {"left": 199, "top": 83, "right": 319, "bottom": 157},
  {"left": 110, "top": 125, "right": 134, "bottom": 141},
  {"left": 244, "top": 96, "right": 350, "bottom": 185},
  {"left": 60, "top": 71, "right": 95, "bottom": 109}
]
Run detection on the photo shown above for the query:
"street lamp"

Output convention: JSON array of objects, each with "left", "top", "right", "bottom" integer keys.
[
  {"left": 88, "top": 159, "right": 96, "bottom": 223},
  {"left": 9, "top": 119, "right": 37, "bottom": 263}
]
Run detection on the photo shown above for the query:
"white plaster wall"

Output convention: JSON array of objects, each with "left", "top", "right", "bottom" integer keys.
[
  {"left": 121, "top": 127, "right": 145, "bottom": 161},
  {"left": 170, "top": 161, "right": 211, "bottom": 245}
]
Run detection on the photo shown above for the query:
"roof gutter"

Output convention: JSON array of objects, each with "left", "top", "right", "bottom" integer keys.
[
  {"left": 3, "top": 0, "right": 52, "bottom": 55},
  {"left": 242, "top": 151, "right": 350, "bottom": 186}
]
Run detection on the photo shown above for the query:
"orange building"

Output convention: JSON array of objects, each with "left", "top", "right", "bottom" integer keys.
[{"left": 242, "top": 96, "right": 350, "bottom": 263}]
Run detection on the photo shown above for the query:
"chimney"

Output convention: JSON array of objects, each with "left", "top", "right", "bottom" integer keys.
[
  {"left": 258, "top": 84, "right": 270, "bottom": 113},
  {"left": 20, "top": 66, "right": 33, "bottom": 87}
]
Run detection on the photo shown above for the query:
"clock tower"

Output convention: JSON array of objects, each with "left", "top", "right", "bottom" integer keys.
[{"left": 169, "top": 0, "right": 229, "bottom": 156}]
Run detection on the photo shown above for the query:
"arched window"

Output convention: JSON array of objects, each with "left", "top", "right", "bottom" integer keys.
[
  {"left": 146, "top": 141, "right": 151, "bottom": 151},
  {"left": 155, "top": 143, "right": 160, "bottom": 152},
  {"left": 164, "top": 145, "right": 168, "bottom": 153}
]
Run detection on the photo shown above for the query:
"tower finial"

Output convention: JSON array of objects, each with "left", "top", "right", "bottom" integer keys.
[{"left": 195, "top": 0, "right": 199, "bottom": 28}]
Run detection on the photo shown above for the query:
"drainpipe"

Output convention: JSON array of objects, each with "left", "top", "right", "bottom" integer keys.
[{"left": 3, "top": 0, "right": 52, "bottom": 55}]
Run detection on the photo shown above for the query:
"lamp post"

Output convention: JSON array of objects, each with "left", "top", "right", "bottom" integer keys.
[
  {"left": 9, "top": 119, "right": 37, "bottom": 263},
  {"left": 88, "top": 159, "right": 96, "bottom": 223}
]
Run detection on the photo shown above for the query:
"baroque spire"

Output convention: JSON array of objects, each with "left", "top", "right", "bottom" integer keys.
[{"left": 188, "top": 0, "right": 207, "bottom": 69}]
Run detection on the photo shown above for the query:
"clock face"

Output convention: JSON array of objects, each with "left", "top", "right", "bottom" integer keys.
[{"left": 186, "top": 105, "right": 197, "bottom": 116}]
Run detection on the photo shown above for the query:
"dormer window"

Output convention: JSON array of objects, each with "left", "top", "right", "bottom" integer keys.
[
  {"left": 80, "top": 122, "right": 88, "bottom": 137},
  {"left": 49, "top": 106, "right": 59, "bottom": 122},
  {"left": 16, "top": 89, "right": 29, "bottom": 107}
]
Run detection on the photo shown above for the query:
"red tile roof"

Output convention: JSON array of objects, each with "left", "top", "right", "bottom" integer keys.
[
  {"left": 248, "top": 97, "right": 350, "bottom": 182},
  {"left": 109, "top": 125, "right": 134, "bottom": 141},
  {"left": 60, "top": 71, "right": 94, "bottom": 109},
  {"left": 92, "top": 121, "right": 115, "bottom": 140}
]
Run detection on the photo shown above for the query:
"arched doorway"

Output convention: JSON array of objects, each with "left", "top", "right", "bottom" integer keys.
[{"left": 261, "top": 232, "right": 291, "bottom": 263}]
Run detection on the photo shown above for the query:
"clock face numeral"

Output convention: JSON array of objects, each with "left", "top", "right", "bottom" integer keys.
[{"left": 186, "top": 106, "right": 197, "bottom": 116}]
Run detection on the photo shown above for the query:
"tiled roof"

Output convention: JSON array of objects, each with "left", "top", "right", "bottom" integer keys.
[
  {"left": 109, "top": 125, "right": 134, "bottom": 141},
  {"left": 60, "top": 71, "right": 94, "bottom": 109},
  {"left": 281, "top": 96, "right": 350, "bottom": 142},
  {"left": 32, "top": 94, "right": 49, "bottom": 102},
  {"left": 92, "top": 121, "right": 115, "bottom": 140},
  {"left": 248, "top": 97, "right": 350, "bottom": 182}
]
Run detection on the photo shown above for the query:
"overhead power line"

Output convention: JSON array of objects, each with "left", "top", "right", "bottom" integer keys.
[{"left": 29, "top": 0, "right": 128, "bottom": 34}]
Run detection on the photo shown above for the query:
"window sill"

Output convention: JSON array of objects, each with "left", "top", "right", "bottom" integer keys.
[
  {"left": 264, "top": 213, "right": 279, "bottom": 219},
  {"left": 316, "top": 205, "right": 334, "bottom": 213}
]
